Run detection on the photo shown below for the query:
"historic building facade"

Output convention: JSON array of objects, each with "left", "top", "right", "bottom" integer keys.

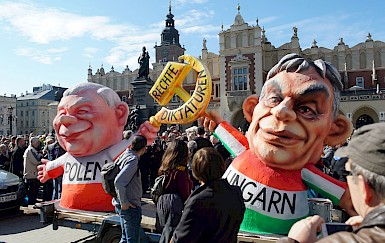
[
  {"left": 89, "top": 4, "right": 385, "bottom": 131},
  {"left": 16, "top": 84, "right": 66, "bottom": 135},
  {"left": 0, "top": 95, "right": 17, "bottom": 136},
  {"left": 200, "top": 5, "right": 385, "bottom": 130}
]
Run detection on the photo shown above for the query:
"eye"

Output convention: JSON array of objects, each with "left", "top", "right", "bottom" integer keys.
[
  {"left": 265, "top": 96, "right": 281, "bottom": 107},
  {"left": 296, "top": 105, "right": 318, "bottom": 118},
  {"left": 77, "top": 109, "right": 89, "bottom": 115}
]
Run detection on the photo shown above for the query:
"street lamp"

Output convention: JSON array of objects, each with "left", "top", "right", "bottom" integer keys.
[{"left": 8, "top": 106, "right": 14, "bottom": 135}]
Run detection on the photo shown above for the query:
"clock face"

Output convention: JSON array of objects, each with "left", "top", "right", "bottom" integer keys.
[{"left": 161, "top": 49, "right": 168, "bottom": 57}]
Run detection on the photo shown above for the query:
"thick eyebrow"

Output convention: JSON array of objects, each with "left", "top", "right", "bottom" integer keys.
[
  {"left": 260, "top": 79, "right": 282, "bottom": 99},
  {"left": 298, "top": 83, "right": 330, "bottom": 98},
  {"left": 57, "top": 97, "right": 92, "bottom": 110}
]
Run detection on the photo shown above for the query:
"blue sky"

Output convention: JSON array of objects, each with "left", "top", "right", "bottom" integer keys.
[{"left": 1, "top": 0, "right": 384, "bottom": 96}]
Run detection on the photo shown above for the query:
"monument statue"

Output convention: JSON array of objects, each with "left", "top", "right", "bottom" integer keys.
[
  {"left": 138, "top": 46, "right": 150, "bottom": 79},
  {"left": 127, "top": 105, "right": 142, "bottom": 131}
]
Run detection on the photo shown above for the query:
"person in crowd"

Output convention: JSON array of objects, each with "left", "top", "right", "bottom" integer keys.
[
  {"left": 0, "top": 144, "right": 10, "bottom": 170},
  {"left": 185, "top": 126, "right": 197, "bottom": 141},
  {"left": 279, "top": 123, "right": 385, "bottom": 242},
  {"left": 24, "top": 134, "right": 30, "bottom": 147},
  {"left": 172, "top": 148, "right": 245, "bottom": 243},
  {"left": 149, "top": 139, "right": 164, "bottom": 189},
  {"left": 9, "top": 136, "right": 16, "bottom": 153},
  {"left": 187, "top": 140, "right": 199, "bottom": 188},
  {"left": 23, "top": 137, "right": 43, "bottom": 205},
  {"left": 123, "top": 130, "right": 133, "bottom": 140},
  {"left": 156, "top": 139, "right": 193, "bottom": 243},
  {"left": 322, "top": 145, "right": 336, "bottom": 170},
  {"left": 42, "top": 136, "right": 55, "bottom": 201},
  {"left": 210, "top": 134, "right": 231, "bottom": 162},
  {"left": 201, "top": 53, "right": 355, "bottom": 234},
  {"left": 139, "top": 145, "right": 152, "bottom": 194},
  {"left": 193, "top": 126, "right": 212, "bottom": 151},
  {"left": 10, "top": 136, "right": 26, "bottom": 178},
  {"left": 46, "top": 136, "right": 66, "bottom": 200},
  {"left": 113, "top": 135, "right": 148, "bottom": 243}
]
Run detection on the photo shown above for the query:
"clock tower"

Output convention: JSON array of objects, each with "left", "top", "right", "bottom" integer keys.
[{"left": 154, "top": 1, "right": 185, "bottom": 64}]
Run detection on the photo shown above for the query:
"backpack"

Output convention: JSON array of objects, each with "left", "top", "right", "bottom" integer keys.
[
  {"left": 101, "top": 152, "right": 139, "bottom": 198},
  {"left": 150, "top": 174, "right": 167, "bottom": 204},
  {"left": 101, "top": 160, "right": 122, "bottom": 198}
]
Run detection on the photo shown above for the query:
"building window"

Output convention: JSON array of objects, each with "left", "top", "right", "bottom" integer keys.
[
  {"left": 356, "top": 77, "right": 364, "bottom": 88},
  {"left": 171, "top": 94, "right": 179, "bottom": 103},
  {"left": 236, "top": 34, "right": 242, "bottom": 48},
  {"left": 20, "top": 110, "right": 23, "bottom": 117},
  {"left": 213, "top": 83, "right": 220, "bottom": 99},
  {"left": 248, "top": 33, "right": 253, "bottom": 46},
  {"left": 225, "top": 36, "right": 231, "bottom": 49},
  {"left": 233, "top": 67, "right": 248, "bottom": 91},
  {"left": 360, "top": 52, "right": 366, "bottom": 69},
  {"left": 122, "top": 96, "right": 127, "bottom": 102},
  {"left": 26, "top": 111, "right": 29, "bottom": 116}
]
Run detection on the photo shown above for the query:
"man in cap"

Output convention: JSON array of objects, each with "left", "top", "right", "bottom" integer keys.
[{"left": 280, "top": 123, "right": 385, "bottom": 242}]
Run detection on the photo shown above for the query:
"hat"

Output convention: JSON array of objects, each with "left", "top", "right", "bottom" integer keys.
[{"left": 335, "top": 123, "right": 385, "bottom": 176}]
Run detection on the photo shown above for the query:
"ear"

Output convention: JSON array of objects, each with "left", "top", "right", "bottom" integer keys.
[
  {"left": 361, "top": 175, "right": 374, "bottom": 205},
  {"left": 324, "top": 114, "right": 353, "bottom": 146},
  {"left": 115, "top": 102, "right": 130, "bottom": 126},
  {"left": 242, "top": 95, "right": 259, "bottom": 123}
]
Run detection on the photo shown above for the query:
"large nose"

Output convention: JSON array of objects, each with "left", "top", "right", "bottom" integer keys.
[
  {"left": 270, "top": 98, "right": 296, "bottom": 121},
  {"left": 57, "top": 114, "right": 78, "bottom": 126}
]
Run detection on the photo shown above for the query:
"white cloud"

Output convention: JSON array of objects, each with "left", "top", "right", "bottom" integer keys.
[
  {"left": 0, "top": 1, "right": 218, "bottom": 70},
  {"left": 83, "top": 47, "right": 100, "bottom": 58},
  {"left": 176, "top": 9, "right": 215, "bottom": 28},
  {"left": 16, "top": 47, "right": 67, "bottom": 64},
  {"left": 0, "top": 2, "right": 132, "bottom": 44}
]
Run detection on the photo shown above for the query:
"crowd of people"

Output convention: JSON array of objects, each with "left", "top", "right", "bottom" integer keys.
[
  {"left": 0, "top": 133, "right": 66, "bottom": 205},
  {"left": 114, "top": 127, "right": 245, "bottom": 243}
]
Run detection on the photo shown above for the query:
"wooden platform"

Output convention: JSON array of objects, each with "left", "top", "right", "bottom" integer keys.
[{"left": 21, "top": 198, "right": 279, "bottom": 242}]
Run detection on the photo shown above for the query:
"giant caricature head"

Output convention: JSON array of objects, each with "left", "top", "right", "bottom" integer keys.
[
  {"left": 53, "top": 83, "right": 129, "bottom": 157},
  {"left": 243, "top": 54, "right": 352, "bottom": 170}
]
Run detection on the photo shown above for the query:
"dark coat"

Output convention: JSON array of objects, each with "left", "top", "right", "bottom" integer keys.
[
  {"left": 193, "top": 137, "right": 213, "bottom": 151},
  {"left": 10, "top": 146, "right": 26, "bottom": 177},
  {"left": 172, "top": 179, "right": 245, "bottom": 243},
  {"left": 214, "top": 142, "right": 231, "bottom": 161},
  {"left": 47, "top": 141, "right": 66, "bottom": 161}
]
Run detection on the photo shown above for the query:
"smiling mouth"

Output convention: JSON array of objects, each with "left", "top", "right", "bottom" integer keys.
[
  {"left": 261, "top": 129, "right": 304, "bottom": 146},
  {"left": 60, "top": 130, "right": 88, "bottom": 142}
]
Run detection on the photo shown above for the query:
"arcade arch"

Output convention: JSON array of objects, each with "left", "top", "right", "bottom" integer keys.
[
  {"left": 352, "top": 106, "right": 378, "bottom": 128},
  {"left": 231, "top": 109, "right": 249, "bottom": 133}
]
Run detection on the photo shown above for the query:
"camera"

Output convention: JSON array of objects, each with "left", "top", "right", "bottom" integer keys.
[{"left": 321, "top": 223, "right": 352, "bottom": 237}]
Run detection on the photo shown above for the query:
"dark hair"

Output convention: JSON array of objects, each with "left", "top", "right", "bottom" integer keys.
[
  {"left": 192, "top": 147, "right": 226, "bottom": 183},
  {"left": 131, "top": 135, "right": 147, "bottom": 152},
  {"left": 16, "top": 137, "right": 24, "bottom": 146},
  {"left": 158, "top": 139, "right": 189, "bottom": 174},
  {"left": 266, "top": 53, "right": 342, "bottom": 118},
  {"left": 197, "top": 126, "right": 205, "bottom": 135}
]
